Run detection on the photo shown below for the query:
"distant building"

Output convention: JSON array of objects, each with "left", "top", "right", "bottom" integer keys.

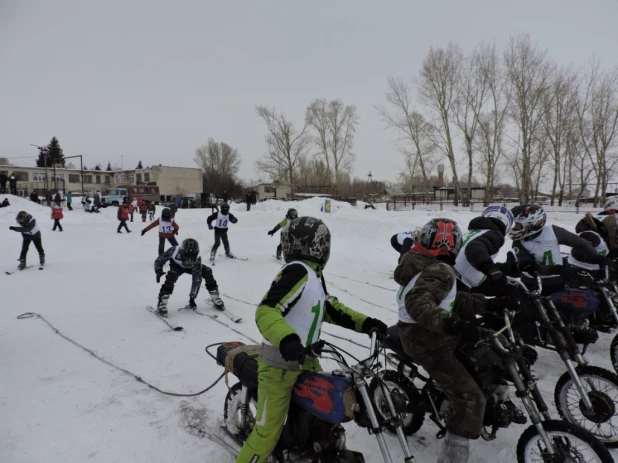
[
  {"left": 248, "top": 181, "right": 292, "bottom": 200},
  {"left": 0, "top": 164, "right": 203, "bottom": 201}
]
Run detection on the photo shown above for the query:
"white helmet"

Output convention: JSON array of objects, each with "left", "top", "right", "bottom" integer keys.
[
  {"left": 509, "top": 204, "right": 546, "bottom": 241},
  {"left": 604, "top": 197, "right": 618, "bottom": 212},
  {"left": 482, "top": 206, "right": 515, "bottom": 234}
]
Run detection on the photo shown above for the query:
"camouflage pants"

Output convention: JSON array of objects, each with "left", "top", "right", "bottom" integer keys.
[{"left": 398, "top": 322, "right": 486, "bottom": 439}]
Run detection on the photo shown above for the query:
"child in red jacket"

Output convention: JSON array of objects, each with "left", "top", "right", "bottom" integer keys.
[
  {"left": 139, "top": 201, "right": 148, "bottom": 222},
  {"left": 141, "top": 208, "right": 179, "bottom": 255},
  {"left": 117, "top": 204, "right": 132, "bottom": 233},
  {"left": 51, "top": 202, "right": 64, "bottom": 231}
]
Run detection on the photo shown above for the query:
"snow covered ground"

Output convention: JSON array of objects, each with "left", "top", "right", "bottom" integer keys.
[{"left": 1, "top": 195, "right": 617, "bottom": 462}]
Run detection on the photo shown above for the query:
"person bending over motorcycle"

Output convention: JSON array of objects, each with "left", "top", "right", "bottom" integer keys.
[
  {"left": 391, "top": 228, "right": 420, "bottom": 262},
  {"left": 235, "top": 216, "right": 387, "bottom": 463},
  {"left": 395, "top": 218, "right": 516, "bottom": 463},
  {"left": 510, "top": 204, "right": 609, "bottom": 294}
]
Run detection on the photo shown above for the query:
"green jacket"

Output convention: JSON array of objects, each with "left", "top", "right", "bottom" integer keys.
[
  {"left": 269, "top": 218, "right": 289, "bottom": 235},
  {"left": 256, "top": 260, "right": 368, "bottom": 351}
]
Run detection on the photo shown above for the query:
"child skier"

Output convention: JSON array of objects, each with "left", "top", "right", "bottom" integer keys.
[
  {"left": 267, "top": 208, "right": 297, "bottom": 260},
  {"left": 234, "top": 217, "right": 387, "bottom": 462},
  {"left": 9, "top": 211, "right": 45, "bottom": 270},
  {"left": 117, "top": 203, "right": 132, "bottom": 233},
  {"left": 148, "top": 202, "right": 156, "bottom": 222},
  {"left": 141, "top": 208, "right": 179, "bottom": 255},
  {"left": 206, "top": 202, "right": 238, "bottom": 263},
  {"left": 154, "top": 238, "right": 225, "bottom": 317},
  {"left": 139, "top": 201, "right": 148, "bottom": 222},
  {"left": 51, "top": 201, "right": 64, "bottom": 232}
]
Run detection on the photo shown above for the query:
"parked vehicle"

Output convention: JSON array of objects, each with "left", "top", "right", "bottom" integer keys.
[{"left": 101, "top": 185, "right": 160, "bottom": 205}]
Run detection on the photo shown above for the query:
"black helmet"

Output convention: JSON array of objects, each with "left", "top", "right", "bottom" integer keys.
[
  {"left": 221, "top": 203, "right": 230, "bottom": 214},
  {"left": 418, "top": 218, "right": 463, "bottom": 257},
  {"left": 286, "top": 208, "right": 298, "bottom": 220},
  {"left": 16, "top": 211, "right": 32, "bottom": 226},
  {"left": 179, "top": 238, "right": 200, "bottom": 266},
  {"left": 161, "top": 208, "right": 172, "bottom": 220},
  {"left": 282, "top": 216, "right": 331, "bottom": 267}
]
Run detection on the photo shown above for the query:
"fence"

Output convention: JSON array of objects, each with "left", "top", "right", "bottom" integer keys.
[{"left": 386, "top": 200, "right": 600, "bottom": 214}]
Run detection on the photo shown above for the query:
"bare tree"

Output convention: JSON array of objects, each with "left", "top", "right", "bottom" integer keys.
[
  {"left": 296, "top": 157, "right": 332, "bottom": 188},
  {"left": 194, "top": 138, "right": 242, "bottom": 194},
  {"left": 415, "top": 43, "right": 464, "bottom": 204},
  {"left": 376, "top": 76, "right": 437, "bottom": 193},
  {"left": 504, "top": 34, "right": 554, "bottom": 202},
  {"left": 306, "top": 99, "right": 359, "bottom": 194},
  {"left": 255, "top": 106, "right": 311, "bottom": 194}
]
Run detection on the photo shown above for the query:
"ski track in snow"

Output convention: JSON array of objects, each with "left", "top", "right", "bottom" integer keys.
[{"left": 1, "top": 196, "right": 617, "bottom": 462}]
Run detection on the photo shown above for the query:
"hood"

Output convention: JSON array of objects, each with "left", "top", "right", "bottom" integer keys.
[
  {"left": 468, "top": 216, "right": 505, "bottom": 234},
  {"left": 394, "top": 248, "right": 451, "bottom": 286}
]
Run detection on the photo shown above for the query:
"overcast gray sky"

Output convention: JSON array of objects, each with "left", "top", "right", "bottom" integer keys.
[{"left": 1, "top": 0, "right": 617, "bottom": 183}]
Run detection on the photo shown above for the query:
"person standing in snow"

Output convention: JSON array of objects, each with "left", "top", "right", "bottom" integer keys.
[
  {"left": 267, "top": 208, "right": 297, "bottom": 261},
  {"left": 169, "top": 201, "right": 178, "bottom": 219},
  {"left": 54, "top": 191, "right": 61, "bottom": 205},
  {"left": 139, "top": 200, "right": 148, "bottom": 222},
  {"left": 117, "top": 203, "right": 132, "bottom": 233},
  {"left": 206, "top": 202, "right": 237, "bottom": 263},
  {"left": 29, "top": 191, "right": 39, "bottom": 203},
  {"left": 141, "top": 208, "right": 179, "bottom": 255},
  {"left": 147, "top": 202, "right": 156, "bottom": 221},
  {"left": 9, "top": 211, "right": 45, "bottom": 269},
  {"left": 0, "top": 172, "right": 7, "bottom": 194},
  {"left": 51, "top": 202, "right": 64, "bottom": 232},
  {"left": 153, "top": 238, "right": 225, "bottom": 317},
  {"left": 8, "top": 173, "right": 17, "bottom": 195},
  {"left": 234, "top": 216, "right": 387, "bottom": 463},
  {"left": 66, "top": 191, "right": 73, "bottom": 211}
]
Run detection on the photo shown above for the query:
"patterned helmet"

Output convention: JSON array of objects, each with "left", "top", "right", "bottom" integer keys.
[
  {"left": 221, "top": 203, "right": 230, "bottom": 214},
  {"left": 286, "top": 208, "right": 298, "bottom": 220},
  {"left": 16, "top": 211, "right": 32, "bottom": 226},
  {"left": 418, "top": 218, "right": 463, "bottom": 257},
  {"left": 161, "top": 208, "right": 172, "bottom": 220},
  {"left": 282, "top": 216, "right": 331, "bottom": 267},
  {"left": 604, "top": 197, "right": 618, "bottom": 212},
  {"left": 482, "top": 205, "right": 515, "bottom": 234},
  {"left": 510, "top": 204, "right": 546, "bottom": 241},
  {"left": 179, "top": 238, "right": 200, "bottom": 266}
]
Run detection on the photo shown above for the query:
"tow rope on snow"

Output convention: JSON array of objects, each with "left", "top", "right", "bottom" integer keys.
[
  {"left": 17, "top": 312, "right": 224, "bottom": 398},
  {"left": 329, "top": 273, "right": 397, "bottom": 293}
]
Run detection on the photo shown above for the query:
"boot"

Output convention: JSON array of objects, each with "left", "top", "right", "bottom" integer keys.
[
  {"left": 225, "top": 249, "right": 235, "bottom": 258},
  {"left": 157, "top": 294, "right": 170, "bottom": 317},
  {"left": 18, "top": 258, "right": 26, "bottom": 270},
  {"left": 276, "top": 248, "right": 282, "bottom": 261},
  {"left": 210, "top": 250, "right": 216, "bottom": 264},
  {"left": 437, "top": 432, "right": 470, "bottom": 463},
  {"left": 39, "top": 254, "right": 45, "bottom": 267},
  {"left": 209, "top": 290, "right": 225, "bottom": 311}
]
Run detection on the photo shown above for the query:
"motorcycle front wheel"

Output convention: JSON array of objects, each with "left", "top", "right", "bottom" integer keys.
[
  {"left": 555, "top": 365, "right": 618, "bottom": 447},
  {"left": 516, "top": 420, "right": 613, "bottom": 462},
  {"left": 610, "top": 332, "right": 618, "bottom": 374}
]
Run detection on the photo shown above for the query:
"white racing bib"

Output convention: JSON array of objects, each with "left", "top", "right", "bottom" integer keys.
[
  {"left": 454, "top": 229, "right": 498, "bottom": 288},
  {"left": 159, "top": 219, "right": 175, "bottom": 234}
]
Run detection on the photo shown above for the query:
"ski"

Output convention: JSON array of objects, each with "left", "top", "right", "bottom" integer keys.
[
  {"left": 219, "top": 255, "right": 248, "bottom": 261},
  {"left": 177, "top": 306, "right": 218, "bottom": 318},
  {"left": 6, "top": 266, "right": 33, "bottom": 275},
  {"left": 145, "top": 305, "right": 184, "bottom": 331},
  {"left": 205, "top": 299, "right": 242, "bottom": 323}
]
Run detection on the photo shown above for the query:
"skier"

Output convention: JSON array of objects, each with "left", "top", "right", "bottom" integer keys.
[
  {"left": 50, "top": 201, "right": 64, "bottom": 232},
  {"left": 454, "top": 205, "right": 538, "bottom": 295},
  {"left": 394, "top": 218, "right": 520, "bottom": 463},
  {"left": 117, "top": 202, "right": 132, "bottom": 233},
  {"left": 206, "top": 202, "right": 238, "bottom": 263},
  {"left": 154, "top": 238, "right": 225, "bottom": 317},
  {"left": 66, "top": 191, "right": 73, "bottom": 211},
  {"left": 141, "top": 208, "right": 179, "bottom": 255},
  {"left": 390, "top": 229, "right": 420, "bottom": 262},
  {"left": 139, "top": 200, "right": 148, "bottom": 222},
  {"left": 510, "top": 204, "right": 609, "bottom": 294},
  {"left": 131, "top": 198, "right": 138, "bottom": 220},
  {"left": 9, "top": 211, "right": 45, "bottom": 270},
  {"left": 0, "top": 198, "right": 10, "bottom": 208},
  {"left": 234, "top": 216, "right": 387, "bottom": 462},
  {"left": 148, "top": 202, "right": 156, "bottom": 222},
  {"left": 267, "top": 208, "right": 298, "bottom": 261}
]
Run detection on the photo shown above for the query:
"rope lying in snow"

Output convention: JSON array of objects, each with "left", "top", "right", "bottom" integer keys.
[
  {"left": 17, "top": 312, "right": 224, "bottom": 397},
  {"left": 193, "top": 310, "right": 259, "bottom": 344},
  {"left": 328, "top": 282, "right": 396, "bottom": 313},
  {"left": 329, "top": 273, "right": 397, "bottom": 293}
]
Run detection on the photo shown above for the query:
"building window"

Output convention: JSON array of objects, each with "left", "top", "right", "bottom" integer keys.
[
  {"left": 120, "top": 175, "right": 125, "bottom": 183},
  {"left": 105, "top": 176, "right": 111, "bottom": 184},
  {"left": 12, "top": 171, "right": 29, "bottom": 181},
  {"left": 264, "top": 186, "right": 275, "bottom": 193},
  {"left": 136, "top": 173, "right": 142, "bottom": 183},
  {"left": 96, "top": 175, "right": 101, "bottom": 184},
  {"left": 83, "top": 175, "right": 93, "bottom": 183},
  {"left": 33, "top": 173, "right": 47, "bottom": 182},
  {"left": 69, "top": 174, "right": 80, "bottom": 183},
  {"left": 53, "top": 174, "right": 64, "bottom": 181},
  {"left": 144, "top": 173, "right": 150, "bottom": 182}
]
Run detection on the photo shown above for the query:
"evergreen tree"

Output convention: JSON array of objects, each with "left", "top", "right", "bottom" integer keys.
[
  {"left": 94, "top": 164, "right": 102, "bottom": 171},
  {"left": 136, "top": 160, "right": 143, "bottom": 169},
  {"left": 36, "top": 137, "right": 66, "bottom": 167},
  {"left": 106, "top": 162, "right": 112, "bottom": 171}
]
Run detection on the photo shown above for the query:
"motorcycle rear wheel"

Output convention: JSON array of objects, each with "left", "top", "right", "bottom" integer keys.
[
  {"left": 224, "top": 382, "right": 259, "bottom": 443},
  {"left": 516, "top": 420, "right": 613, "bottom": 462},
  {"left": 610, "top": 332, "right": 618, "bottom": 374}
]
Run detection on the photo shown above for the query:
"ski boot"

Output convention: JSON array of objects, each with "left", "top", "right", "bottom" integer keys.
[
  {"left": 39, "top": 254, "right": 45, "bottom": 267},
  {"left": 209, "top": 290, "right": 225, "bottom": 311},
  {"left": 157, "top": 294, "right": 170, "bottom": 317},
  {"left": 187, "top": 297, "right": 197, "bottom": 311},
  {"left": 276, "top": 248, "right": 283, "bottom": 261},
  {"left": 209, "top": 250, "right": 216, "bottom": 265},
  {"left": 17, "top": 259, "right": 27, "bottom": 270},
  {"left": 225, "top": 249, "right": 235, "bottom": 258}
]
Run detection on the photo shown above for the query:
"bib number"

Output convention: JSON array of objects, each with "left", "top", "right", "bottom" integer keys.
[
  {"left": 462, "top": 230, "right": 482, "bottom": 247},
  {"left": 218, "top": 219, "right": 228, "bottom": 228},
  {"left": 306, "top": 301, "right": 323, "bottom": 346}
]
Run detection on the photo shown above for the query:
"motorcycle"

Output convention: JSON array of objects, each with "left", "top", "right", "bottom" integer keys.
[
  {"left": 370, "top": 320, "right": 614, "bottom": 462},
  {"left": 207, "top": 331, "right": 417, "bottom": 463}
]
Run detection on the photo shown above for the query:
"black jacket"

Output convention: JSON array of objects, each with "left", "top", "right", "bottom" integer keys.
[
  {"left": 154, "top": 247, "right": 203, "bottom": 299},
  {"left": 207, "top": 212, "right": 238, "bottom": 230},
  {"left": 12, "top": 218, "right": 41, "bottom": 238},
  {"left": 462, "top": 217, "right": 512, "bottom": 275},
  {"left": 9, "top": 175, "right": 17, "bottom": 186},
  {"left": 0, "top": 173, "right": 7, "bottom": 185}
]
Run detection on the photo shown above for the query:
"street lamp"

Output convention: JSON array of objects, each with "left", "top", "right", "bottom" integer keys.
[{"left": 64, "top": 155, "right": 84, "bottom": 194}]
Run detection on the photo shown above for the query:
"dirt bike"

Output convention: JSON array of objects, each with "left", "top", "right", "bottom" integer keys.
[
  {"left": 207, "top": 331, "right": 416, "bottom": 463},
  {"left": 370, "top": 321, "right": 613, "bottom": 462}
]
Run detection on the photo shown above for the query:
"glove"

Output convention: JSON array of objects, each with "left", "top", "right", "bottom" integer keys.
[
  {"left": 9, "top": 226, "right": 16, "bottom": 230},
  {"left": 188, "top": 298, "right": 197, "bottom": 310},
  {"left": 268, "top": 230, "right": 274, "bottom": 236},
  {"left": 174, "top": 229, "right": 179, "bottom": 235},
  {"left": 156, "top": 271, "right": 165, "bottom": 283},
  {"left": 141, "top": 230, "right": 146, "bottom": 236},
  {"left": 361, "top": 317, "right": 388, "bottom": 336},
  {"left": 482, "top": 263, "right": 505, "bottom": 282},
  {"left": 518, "top": 260, "right": 541, "bottom": 274},
  {"left": 279, "top": 335, "right": 305, "bottom": 363},
  {"left": 549, "top": 264, "right": 578, "bottom": 281},
  {"left": 445, "top": 318, "right": 481, "bottom": 343},
  {"left": 208, "top": 224, "right": 214, "bottom": 230}
]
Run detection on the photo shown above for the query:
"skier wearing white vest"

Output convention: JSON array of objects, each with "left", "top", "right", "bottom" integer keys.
[{"left": 206, "top": 202, "right": 237, "bottom": 263}]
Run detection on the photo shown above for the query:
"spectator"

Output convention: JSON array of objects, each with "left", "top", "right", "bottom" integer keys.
[
  {"left": 170, "top": 201, "right": 178, "bottom": 219},
  {"left": 222, "top": 189, "right": 229, "bottom": 203},
  {"left": 66, "top": 191, "right": 73, "bottom": 211},
  {"left": 0, "top": 198, "right": 10, "bottom": 208},
  {"left": 30, "top": 191, "right": 39, "bottom": 203},
  {"left": 246, "top": 191, "right": 252, "bottom": 211},
  {"left": 0, "top": 172, "right": 7, "bottom": 194},
  {"left": 54, "top": 191, "right": 61, "bottom": 205},
  {"left": 94, "top": 193, "right": 101, "bottom": 207},
  {"left": 9, "top": 173, "right": 17, "bottom": 195},
  {"left": 45, "top": 191, "right": 52, "bottom": 207}
]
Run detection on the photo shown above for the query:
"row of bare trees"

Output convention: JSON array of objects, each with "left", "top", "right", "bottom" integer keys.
[
  {"left": 194, "top": 138, "right": 244, "bottom": 196},
  {"left": 377, "top": 34, "right": 618, "bottom": 206},
  {"left": 255, "top": 99, "right": 360, "bottom": 195}
]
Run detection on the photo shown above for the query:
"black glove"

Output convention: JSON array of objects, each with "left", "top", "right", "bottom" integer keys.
[
  {"left": 486, "top": 266, "right": 505, "bottom": 282},
  {"left": 486, "top": 296, "right": 519, "bottom": 313},
  {"left": 518, "top": 260, "right": 541, "bottom": 274},
  {"left": 279, "top": 335, "right": 305, "bottom": 363},
  {"left": 156, "top": 271, "right": 165, "bottom": 283},
  {"left": 141, "top": 230, "right": 146, "bottom": 236},
  {"left": 268, "top": 230, "right": 274, "bottom": 236},
  {"left": 9, "top": 226, "right": 16, "bottom": 230},
  {"left": 445, "top": 318, "right": 481, "bottom": 343},
  {"left": 362, "top": 317, "right": 387, "bottom": 336},
  {"left": 174, "top": 229, "right": 179, "bottom": 235}
]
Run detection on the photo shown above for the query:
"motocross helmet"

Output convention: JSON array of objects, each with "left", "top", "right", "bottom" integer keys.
[
  {"left": 221, "top": 203, "right": 230, "bottom": 214},
  {"left": 179, "top": 238, "right": 200, "bottom": 266},
  {"left": 603, "top": 197, "right": 618, "bottom": 212},
  {"left": 482, "top": 205, "right": 515, "bottom": 234},
  {"left": 161, "top": 208, "right": 172, "bottom": 221},
  {"left": 282, "top": 216, "right": 331, "bottom": 267},
  {"left": 286, "top": 208, "right": 298, "bottom": 220},
  {"left": 417, "top": 218, "right": 463, "bottom": 257},
  {"left": 510, "top": 204, "right": 546, "bottom": 241},
  {"left": 16, "top": 211, "right": 32, "bottom": 226}
]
